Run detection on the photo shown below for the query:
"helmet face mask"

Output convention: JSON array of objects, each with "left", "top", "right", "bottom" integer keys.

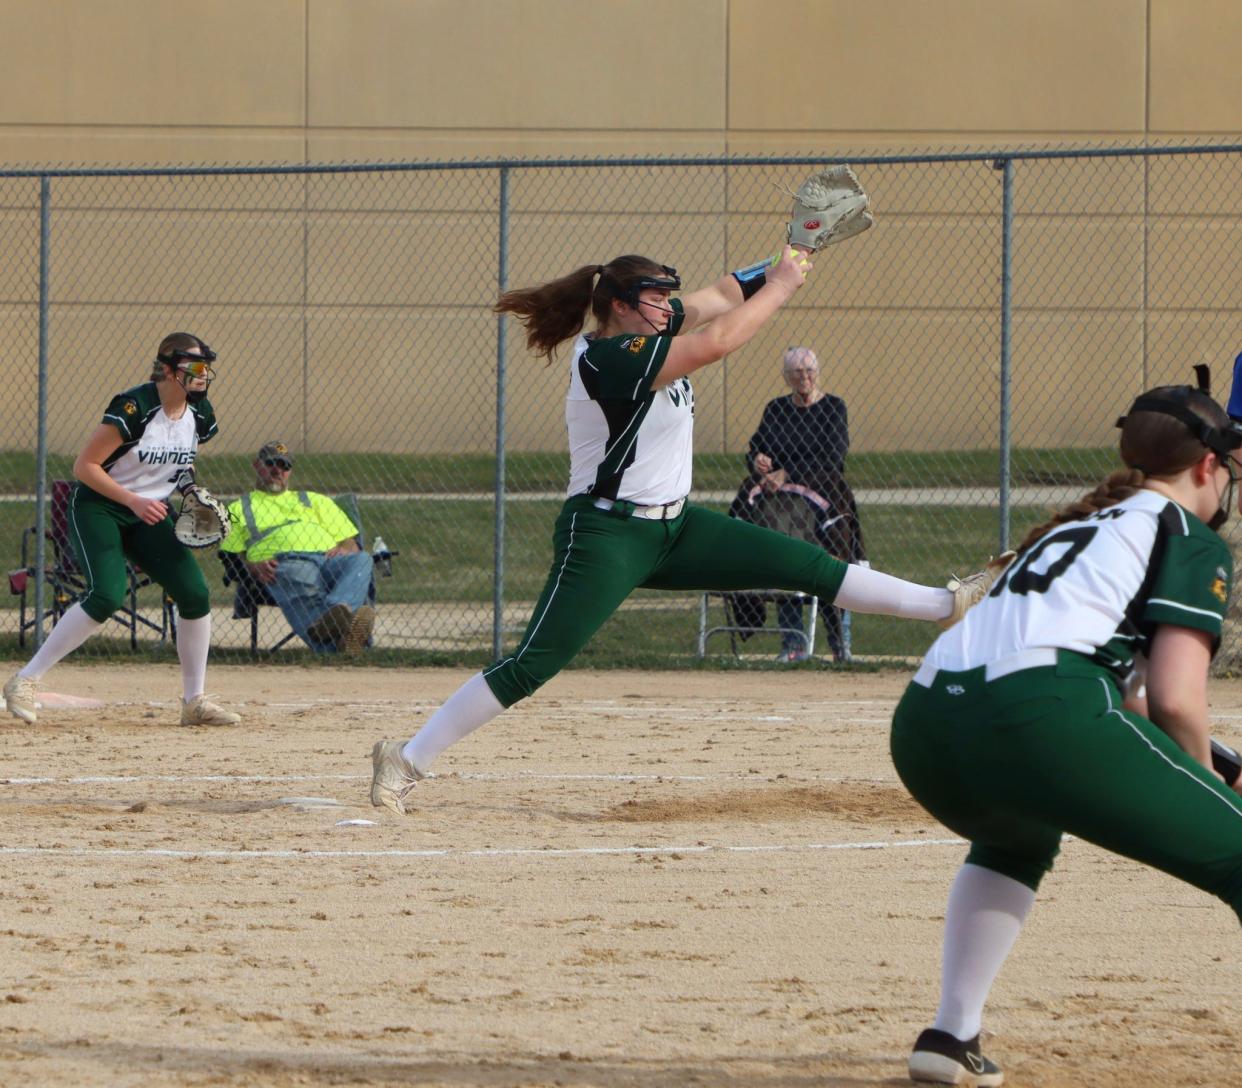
[
  {"left": 157, "top": 334, "right": 216, "bottom": 403},
  {"left": 615, "top": 266, "right": 680, "bottom": 336},
  {"left": 1118, "top": 386, "right": 1242, "bottom": 461},
  {"left": 612, "top": 264, "right": 681, "bottom": 308},
  {"left": 1116, "top": 372, "right": 1242, "bottom": 530}
]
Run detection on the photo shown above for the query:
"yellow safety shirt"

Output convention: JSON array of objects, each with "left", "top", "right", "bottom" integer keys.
[{"left": 220, "top": 489, "right": 358, "bottom": 563}]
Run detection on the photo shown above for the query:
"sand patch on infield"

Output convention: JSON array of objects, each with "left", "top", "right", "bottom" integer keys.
[
  {"left": 599, "top": 782, "right": 929, "bottom": 825},
  {"left": 2, "top": 664, "right": 1241, "bottom": 1088}
]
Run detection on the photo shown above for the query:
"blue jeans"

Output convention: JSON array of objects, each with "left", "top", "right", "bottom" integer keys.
[
  {"left": 777, "top": 596, "right": 810, "bottom": 654},
  {"left": 778, "top": 596, "right": 847, "bottom": 659},
  {"left": 267, "top": 551, "right": 374, "bottom": 651}
]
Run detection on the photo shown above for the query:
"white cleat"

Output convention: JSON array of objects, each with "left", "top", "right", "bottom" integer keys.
[
  {"left": 180, "top": 694, "right": 241, "bottom": 727},
  {"left": 3, "top": 674, "right": 39, "bottom": 723},
  {"left": 370, "top": 739, "right": 424, "bottom": 815}
]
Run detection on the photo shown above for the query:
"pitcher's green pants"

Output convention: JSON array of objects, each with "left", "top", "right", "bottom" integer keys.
[{"left": 483, "top": 497, "right": 848, "bottom": 707}]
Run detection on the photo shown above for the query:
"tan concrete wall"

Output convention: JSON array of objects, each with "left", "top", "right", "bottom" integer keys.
[{"left": 1, "top": 0, "right": 1241, "bottom": 458}]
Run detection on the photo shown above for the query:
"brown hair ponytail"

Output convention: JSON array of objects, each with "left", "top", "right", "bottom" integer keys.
[
  {"left": 495, "top": 255, "right": 673, "bottom": 360},
  {"left": 1016, "top": 468, "right": 1145, "bottom": 552},
  {"left": 495, "top": 265, "right": 602, "bottom": 359}
]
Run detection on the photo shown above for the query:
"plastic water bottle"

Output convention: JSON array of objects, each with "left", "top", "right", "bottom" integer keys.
[{"left": 371, "top": 535, "right": 392, "bottom": 577}]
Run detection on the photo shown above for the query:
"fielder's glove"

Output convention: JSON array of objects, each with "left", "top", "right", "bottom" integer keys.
[
  {"left": 173, "top": 471, "right": 231, "bottom": 548},
  {"left": 787, "top": 165, "right": 874, "bottom": 251}
]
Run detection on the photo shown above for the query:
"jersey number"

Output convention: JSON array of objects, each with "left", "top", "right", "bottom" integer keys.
[{"left": 990, "top": 526, "right": 1098, "bottom": 597}]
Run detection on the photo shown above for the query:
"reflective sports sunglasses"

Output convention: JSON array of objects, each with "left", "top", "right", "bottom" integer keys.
[
  {"left": 262, "top": 458, "right": 292, "bottom": 470},
  {"left": 177, "top": 359, "right": 216, "bottom": 380}
]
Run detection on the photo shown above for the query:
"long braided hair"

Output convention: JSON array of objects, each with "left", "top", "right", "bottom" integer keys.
[
  {"left": 1015, "top": 385, "right": 1232, "bottom": 553},
  {"left": 495, "top": 255, "right": 673, "bottom": 360}
]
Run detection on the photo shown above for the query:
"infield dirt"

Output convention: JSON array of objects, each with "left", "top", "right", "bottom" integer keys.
[{"left": 1, "top": 664, "right": 1238, "bottom": 1087}]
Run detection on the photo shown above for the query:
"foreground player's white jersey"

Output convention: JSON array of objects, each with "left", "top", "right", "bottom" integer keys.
[
  {"left": 100, "top": 382, "right": 217, "bottom": 501},
  {"left": 927, "top": 488, "right": 1232, "bottom": 676},
  {"left": 565, "top": 300, "right": 694, "bottom": 505}
]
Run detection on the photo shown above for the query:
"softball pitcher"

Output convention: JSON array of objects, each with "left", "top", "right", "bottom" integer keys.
[
  {"left": 371, "top": 174, "right": 1007, "bottom": 815},
  {"left": 892, "top": 378, "right": 1242, "bottom": 1086},
  {"left": 3, "top": 332, "right": 240, "bottom": 727}
]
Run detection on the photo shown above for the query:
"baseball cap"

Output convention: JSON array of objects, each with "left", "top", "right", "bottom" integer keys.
[{"left": 257, "top": 441, "right": 293, "bottom": 467}]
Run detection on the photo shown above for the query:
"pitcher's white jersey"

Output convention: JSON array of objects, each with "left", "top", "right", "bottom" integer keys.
[
  {"left": 566, "top": 300, "right": 694, "bottom": 505},
  {"left": 99, "top": 382, "right": 217, "bottom": 501},
  {"left": 927, "top": 488, "right": 1232, "bottom": 677}
]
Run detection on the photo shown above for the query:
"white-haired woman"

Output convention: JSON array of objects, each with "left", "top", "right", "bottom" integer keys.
[{"left": 741, "top": 345, "right": 866, "bottom": 661}]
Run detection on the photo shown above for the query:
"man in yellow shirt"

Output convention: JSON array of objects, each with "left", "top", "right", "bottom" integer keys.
[{"left": 220, "top": 441, "right": 375, "bottom": 654}]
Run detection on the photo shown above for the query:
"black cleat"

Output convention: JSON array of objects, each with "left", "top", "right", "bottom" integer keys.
[{"left": 909, "top": 1027, "right": 1003, "bottom": 1086}]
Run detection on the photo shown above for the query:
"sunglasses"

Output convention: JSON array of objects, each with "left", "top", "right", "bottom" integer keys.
[
  {"left": 177, "top": 359, "right": 216, "bottom": 380},
  {"left": 263, "top": 458, "right": 292, "bottom": 470}
]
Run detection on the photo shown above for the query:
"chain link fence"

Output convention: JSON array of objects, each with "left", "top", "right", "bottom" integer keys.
[{"left": 4, "top": 143, "right": 1242, "bottom": 667}]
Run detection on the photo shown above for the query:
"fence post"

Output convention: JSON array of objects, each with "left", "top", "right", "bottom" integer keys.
[
  {"left": 33, "top": 176, "right": 52, "bottom": 649},
  {"left": 493, "top": 165, "right": 511, "bottom": 659},
  {"left": 995, "top": 157, "right": 1014, "bottom": 552}
]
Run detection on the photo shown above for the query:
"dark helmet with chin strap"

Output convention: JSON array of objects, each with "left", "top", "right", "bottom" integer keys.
[
  {"left": 618, "top": 265, "right": 681, "bottom": 307},
  {"left": 595, "top": 258, "right": 682, "bottom": 336},
  {"left": 597, "top": 260, "right": 681, "bottom": 309},
  {"left": 1118, "top": 366, "right": 1242, "bottom": 458},
  {"left": 1116, "top": 364, "right": 1242, "bottom": 529},
  {"left": 156, "top": 332, "right": 216, "bottom": 404}
]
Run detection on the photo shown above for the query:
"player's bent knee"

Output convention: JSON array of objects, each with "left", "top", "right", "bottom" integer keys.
[
  {"left": 173, "top": 588, "right": 211, "bottom": 620},
  {"left": 965, "top": 845, "right": 1054, "bottom": 893},
  {"left": 483, "top": 660, "right": 546, "bottom": 708},
  {"left": 81, "top": 593, "right": 125, "bottom": 623}
]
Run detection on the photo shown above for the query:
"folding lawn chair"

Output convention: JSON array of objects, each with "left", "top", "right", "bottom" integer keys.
[
  {"left": 9, "top": 480, "right": 175, "bottom": 649},
  {"left": 219, "top": 492, "right": 386, "bottom": 654}
]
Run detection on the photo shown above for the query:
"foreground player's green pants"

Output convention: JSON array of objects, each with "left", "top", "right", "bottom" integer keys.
[
  {"left": 484, "top": 496, "right": 848, "bottom": 707},
  {"left": 891, "top": 649, "right": 1242, "bottom": 921},
  {"left": 68, "top": 485, "right": 211, "bottom": 622}
]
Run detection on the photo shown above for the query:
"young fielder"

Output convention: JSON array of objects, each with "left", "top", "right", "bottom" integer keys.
[
  {"left": 371, "top": 167, "right": 1008, "bottom": 814},
  {"left": 3, "top": 332, "right": 238, "bottom": 727},
  {"left": 893, "top": 374, "right": 1242, "bottom": 1086}
]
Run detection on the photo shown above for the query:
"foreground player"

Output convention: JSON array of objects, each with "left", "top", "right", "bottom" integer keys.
[
  {"left": 371, "top": 184, "right": 1009, "bottom": 814},
  {"left": 3, "top": 333, "right": 240, "bottom": 727},
  {"left": 892, "top": 376, "right": 1242, "bottom": 1086}
]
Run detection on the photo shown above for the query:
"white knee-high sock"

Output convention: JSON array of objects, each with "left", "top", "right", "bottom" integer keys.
[
  {"left": 403, "top": 672, "right": 505, "bottom": 774},
  {"left": 19, "top": 604, "right": 102, "bottom": 680},
  {"left": 835, "top": 563, "right": 953, "bottom": 622},
  {"left": 932, "top": 863, "right": 1036, "bottom": 1041},
  {"left": 176, "top": 615, "right": 211, "bottom": 702}
]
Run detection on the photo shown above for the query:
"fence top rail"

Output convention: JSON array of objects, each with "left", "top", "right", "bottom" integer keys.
[{"left": 4, "top": 142, "right": 1242, "bottom": 180}]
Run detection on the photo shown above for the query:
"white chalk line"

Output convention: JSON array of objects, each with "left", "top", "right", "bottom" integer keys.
[
  {"left": 0, "top": 770, "right": 896, "bottom": 787},
  {"left": 38, "top": 696, "right": 893, "bottom": 713},
  {"left": 0, "top": 837, "right": 966, "bottom": 862}
]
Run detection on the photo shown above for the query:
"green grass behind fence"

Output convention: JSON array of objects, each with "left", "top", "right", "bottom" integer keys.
[
  {"left": 0, "top": 446, "right": 1116, "bottom": 496},
  {"left": 2, "top": 498, "right": 1043, "bottom": 607},
  {"left": 0, "top": 445, "right": 1094, "bottom": 664},
  {"left": 2, "top": 482, "right": 1045, "bottom": 666}
]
